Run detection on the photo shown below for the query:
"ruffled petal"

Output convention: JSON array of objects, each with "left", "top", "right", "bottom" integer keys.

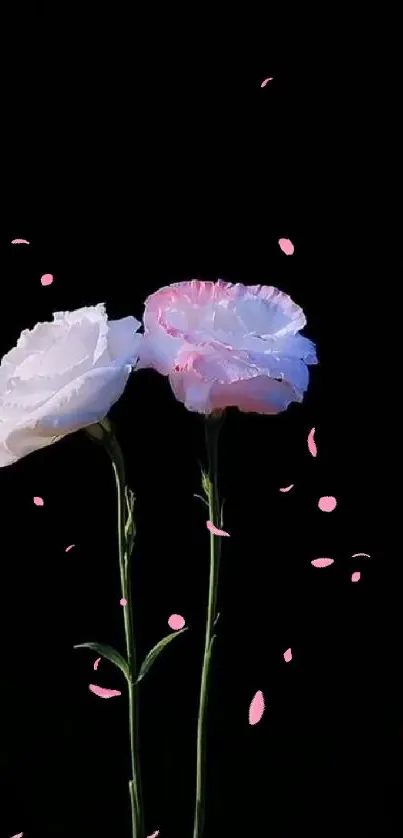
[
  {"left": 107, "top": 316, "right": 142, "bottom": 364},
  {"left": 210, "top": 375, "right": 300, "bottom": 415},
  {"left": 169, "top": 371, "right": 213, "bottom": 413},
  {"left": 2, "top": 363, "right": 131, "bottom": 465}
]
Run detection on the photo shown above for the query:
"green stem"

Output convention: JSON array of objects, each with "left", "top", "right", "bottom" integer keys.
[
  {"left": 106, "top": 432, "right": 145, "bottom": 838},
  {"left": 193, "top": 413, "right": 223, "bottom": 838}
]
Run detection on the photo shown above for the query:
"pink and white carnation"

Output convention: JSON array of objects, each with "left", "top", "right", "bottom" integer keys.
[{"left": 138, "top": 279, "right": 317, "bottom": 415}]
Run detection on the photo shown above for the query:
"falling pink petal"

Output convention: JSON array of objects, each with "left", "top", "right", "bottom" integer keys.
[
  {"left": 283, "top": 648, "right": 292, "bottom": 663},
  {"left": 278, "top": 237, "right": 294, "bottom": 255},
  {"left": 351, "top": 571, "right": 361, "bottom": 583},
  {"left": 249, "top": 690, "right": 265, "bottom": 725},
  {"left": 10, "top": 833, "right": 24, "bottom": 837},
  {"left": 206, "top": 520, "right": 230, "bottom": 537},
  {"left": 311, "top": 557, "right": 334, "bottom": 568},
  {"left": 89, "top": 684, "right": 121, "bottom": 699},
  {"left": 40, "top": 273, "right": 54, "bottom": 286},
  {"left": 146, "top": 832, "right": 160, "bottom": 838},
  {"left": 279, "top": 484, "right": 294, "bottom": 493},
  {"left": 120, "top": 597, "right": 127, "bottom": 606},
  {"left": 93, "top": 657, "right": 101, "bottom": 671},
  {"left": 318, "top": 495, "right": 337, "bottom": 513},
  {"left": 33, "top": 496, "right": 44, "bottom": 506},
  {"left": 307, "top": 427, "right": 317, "bottom": 457},
  {"left": 351, "top": 552, "right": 370, "bottom": 558},
  {"left": 168, "top": 613, "right": 186, "bottom": 631},
  {"left": 11, "top": 238, "right": 29, "bottom": 244},
  {"left": 260, "top": 77, "right": 273, "bottom": 87},
  {"left": 65, "top": 544, "right": 75, "bottom": 552}
]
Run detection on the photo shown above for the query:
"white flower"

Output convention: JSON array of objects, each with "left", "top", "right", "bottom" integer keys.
[
  {"left": 138, "top": 280, "right": 317, "bottom": 414},
  {"left": 0, "top": 303, "right": 142, "bottom": 467}
]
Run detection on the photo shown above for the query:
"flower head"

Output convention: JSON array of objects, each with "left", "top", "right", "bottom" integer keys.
[
  {"left": 0, "top": 304, "right": 142, "bottom": 467},
  {"left": 138, "top": 280, "right": 317, "bottom": 415}
]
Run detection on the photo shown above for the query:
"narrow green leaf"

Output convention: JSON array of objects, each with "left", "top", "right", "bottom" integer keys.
[
  {"left": 125, "top": 487, "right": 136, "bottom": 545},
  {"left": 136, "top": 628, "right": 188, "bottom": 684},
  {"left": 124, "top": 487, "right": 137, "bottom": 561},
  {"left": 220, "top": 499, "right": 226, "bottom": 527},
  {"left": 126, "top": 486, "right": 135, "bottom": 506},
  {"left": 74, "top": 642, "right": 129, "bottom": 681},
  {"left": 193, "top": 493, "right": 208, "bottom": 507}
]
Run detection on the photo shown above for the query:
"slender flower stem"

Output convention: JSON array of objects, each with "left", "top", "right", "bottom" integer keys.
[
  {"left": 104, "top": 430, "right": 145, "bottom": 838},
  {"left": 193, "top": 413, "right": 223, "bottom": 838}
]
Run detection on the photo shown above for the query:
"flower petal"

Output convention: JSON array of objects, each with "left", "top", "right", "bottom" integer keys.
[
  {"left": 249, "top": 690, "right": 265, "bottom": 725},
  {"left": 267, "top": 333, "right": 318, "bottom": 364},
  {"left": 278, "top": 237, "right": 295, "bottom": 255},
  {"left": 206, "top": 520, "right": 230, "bottom": 537},
  {"left": 139, "top": 329, "right": 182, "bottom": 375},
  {"left": 170, "top": 372, "right": 214, "bottom": 413},
  {"left": 311, "top": 557, "right": 334, "bottom": 568},
  {"left": 318, "top": 496, "right": 337, "bottom": 512},
  {"left": 3, "top": 305, "right": 110, "bottom": 393},
  {"left": 211, "top": 375, "right": 300, "bottom": 415},
  {"left": 89, "top": 684, "right": 121, "bottom": 699},
  {"left": 107, "top": 316, "right": 142, "bottom": 364},
  {"left": 1, "top": 364, "right": 131, "bottom": 465},
  {"left": 307, "top": 427, "right": 317, "bottom": 457},
  {"left": 168, "top": 614, "right": 186, "bottom": 630},
  {"left": 246, "top": 352, "right": 310, "bottom": 394}
]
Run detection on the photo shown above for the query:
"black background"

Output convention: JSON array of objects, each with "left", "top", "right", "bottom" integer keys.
[{"left": 1, "top": 13, "right": 400, "bottom": 838}]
